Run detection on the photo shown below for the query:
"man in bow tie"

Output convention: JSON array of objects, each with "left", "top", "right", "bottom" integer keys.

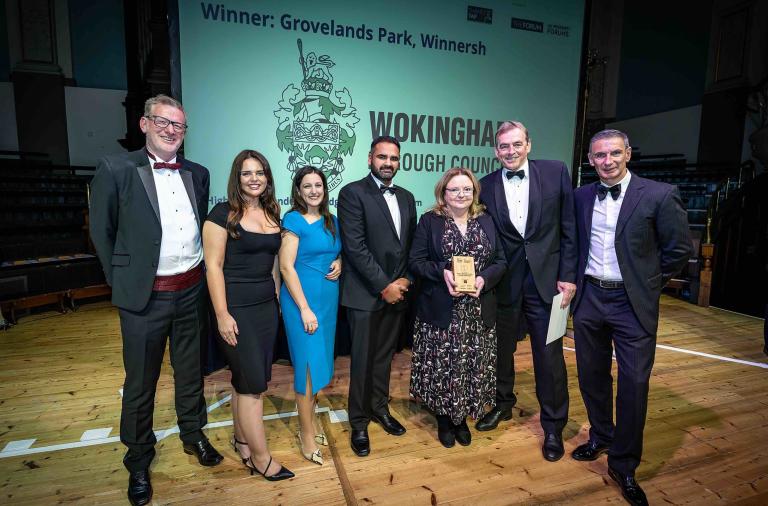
[
  {"left": 338, "top": 136, "right": 417, "bottom": 457},
  {"left": 570, "top": 129, "right": 692, "bottom": 505},
  {"left": 90, "top": 95, "right": 221, "bottom": 506},
  {"left": 477, "top": 121, "right": 577, "bottom": 462}
]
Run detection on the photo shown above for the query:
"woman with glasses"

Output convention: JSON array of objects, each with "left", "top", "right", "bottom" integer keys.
[
  {"left": 408, "top": 167, "right": 507, "bottom": 448},
  {"left": 278, "top": 166, "right": 342, "bottom": 466},
  {"left": 202, "top": 150, "right": 293, "bottom": 481}
]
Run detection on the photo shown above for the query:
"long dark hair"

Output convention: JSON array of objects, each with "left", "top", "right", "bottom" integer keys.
[
  {"left": 225, "top": 149, "right": 281, "bottom": 239},
  {"left": 290, "top": 166, "right": 336, "bottom": 240}
]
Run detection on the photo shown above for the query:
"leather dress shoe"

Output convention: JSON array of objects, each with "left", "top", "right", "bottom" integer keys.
[
  {"left": 542, "top": 432, "right": 564, "bottom": 462},
  {"left": 372, "top": 412, "right": 406, "bottom": 436},
  {"left": 183, "top": 438, "right": 224, "bottom": 466},
  {"left": 350, "top": 429, "right": 370, "bottom": 457},
  {"left": 475, "top": 406, "right": 512, "bottom": 431},
  {"left": 608, "top": 467, "right": 649, "bottom": 506},
  {"left": 453, "top": 420, "right": 471, "bottom": 446},
  {"left": 127, "top": 469, "right": 152, "bottom": 506},
  {"left": 572, "top": 440, "right": 610, "bottom": 461},
  {"left": 436, "top": 415, "right": 455, "bottom": 448}
]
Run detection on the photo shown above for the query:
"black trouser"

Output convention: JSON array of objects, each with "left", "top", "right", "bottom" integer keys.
[
  {"left": 495, "top": 266, "right": 569, "bottom": 434},
  {"left": 346, "top": 305, "right": 404, "bottom": 430},
  {"left": 573, "top": 281, "right": 656, "bottom": 476},
  {"left": 118, "top": 282, "right": 208, "bottom": 472}
]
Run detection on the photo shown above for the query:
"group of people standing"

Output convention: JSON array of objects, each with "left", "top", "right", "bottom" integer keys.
[{"left": 90, "top": 94, "right": 693, "bottom": 506}]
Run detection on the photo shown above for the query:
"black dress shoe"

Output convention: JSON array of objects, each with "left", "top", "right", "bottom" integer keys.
[
  {"left": 183, "top": 438, "right": 224, "bottom": 466},
  {"left": 608, "top": 467, "right": 649, "bottom": 506},
  {"left": 453, "top": 420, "right": 471, "bottom": 446},
  {"left": 127, "top": 469, "right": 152, "bottom": 506},
  {"left": 542, "top": 432, "right": 564, "bottom": 462},
  {"left": 372, "top": 412, "right": 406, "bottom": 436},
  {"left": 475, "top": 406, "right": 512, "bottom": 432},
  {"left": 572, "top": 440, "right": 610, "bottom": 461},
  {"left": 436, "top": 415, "right": 455, "bottom": 448},
  {"left": 350, "top": 429, "right": 370, "bottom": 457}
]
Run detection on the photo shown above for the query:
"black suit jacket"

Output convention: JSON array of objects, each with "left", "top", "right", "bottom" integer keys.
[
  {"left": 479, "top": 160, "right": 577, "bottom": 305},
  {"left": 338, "top": 175, "right": 417, "bottom": 311},
  {"left": 408, "top": 211, "right": 507, "bottom": 329},
  {"left": 89, "top": 149, "right": 210, "bottom": 312},
  {"left": 573, "top": 173, "right": 694, "bottom": 335}
]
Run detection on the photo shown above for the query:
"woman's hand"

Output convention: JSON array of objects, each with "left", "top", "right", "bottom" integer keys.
[
  {"left": 443, "top": 269, "right": 461, "bottom": 297},
  {"left": 326, "top": 258, "right": 342, "bottom": 280},
  {"left": 469, "top": 276, "right": 485, "bottom": 298},
  {"left": 217, "top": 312, "right": 239, "bottom": 346},
  {"left": 301, "top": 307, "right": 319, "bottom": 334}
]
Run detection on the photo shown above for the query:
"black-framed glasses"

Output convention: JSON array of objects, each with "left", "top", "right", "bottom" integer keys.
[
  {"left": 145, "top": 115, "right": 188, "bottom": 132},
  {"left": 445, "top": 186, "right": 474, "bottom": 196}
]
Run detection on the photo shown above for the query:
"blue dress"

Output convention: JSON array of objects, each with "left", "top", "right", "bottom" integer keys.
[{"left": 280, "top": 211, "right": 342, "bottom": 395}]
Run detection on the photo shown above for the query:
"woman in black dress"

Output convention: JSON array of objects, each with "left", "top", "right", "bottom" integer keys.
[
  {"left": 409, "top": 167, "right": 507, "bottom": 448},
  {"left": 203, "top": 149, "right": 293, "bottom": 480}
]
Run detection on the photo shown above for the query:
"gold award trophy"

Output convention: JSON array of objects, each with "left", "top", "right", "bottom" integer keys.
[{"left": 452, "top": 256, "right": 476, "bottom": 293}]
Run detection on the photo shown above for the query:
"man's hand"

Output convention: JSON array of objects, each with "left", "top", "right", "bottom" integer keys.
[
  {"left": 381, "top": 282, "right": 408, "bottom": 304},
  {"left": 556, "top": 281, "right": 576, "bottom": 308}
]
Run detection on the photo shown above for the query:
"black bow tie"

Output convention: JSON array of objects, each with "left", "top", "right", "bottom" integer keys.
[
  {"left": 597, "top": 183, "right": 621, "bottom": 201},
  {"left": 505, "top": 169, "right": 525, "bottom": 180},
  {"left": 380, "top": 186, "right": 396, "bottom": 195}
]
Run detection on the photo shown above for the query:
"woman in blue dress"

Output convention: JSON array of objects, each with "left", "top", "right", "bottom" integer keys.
[{"left": 279, "top": 166, "right": 342, "bottom": 466}]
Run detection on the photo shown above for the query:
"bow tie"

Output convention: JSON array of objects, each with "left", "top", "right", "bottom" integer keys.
[
  {"left": 153, "top": 161, "right": 181, "bottom": 170},
  {"left": 505, "top": 169, "right": 525, "bottom": 180},
  {"left": 597, "top": 183, "right": 621, "bottom": 201},
  {"left": 380, "top": 186, "right": 396, "bottom": 195}
]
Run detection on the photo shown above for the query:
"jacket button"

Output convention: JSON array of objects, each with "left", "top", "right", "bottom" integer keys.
[
  {"left": 154, "top": 240, "right": 160, "bottom": 245},
  {"left": 525, "top": 241, "right": 531, "bottom": 245}
]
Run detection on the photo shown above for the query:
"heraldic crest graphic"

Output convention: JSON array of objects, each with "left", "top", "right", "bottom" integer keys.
[{"left": 274, "top": 39, "right": 360, "bottom": 191}]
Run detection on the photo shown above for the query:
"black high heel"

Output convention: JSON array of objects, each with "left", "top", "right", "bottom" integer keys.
[
  {"left": 231, "top": 435, "right": 248, "bottom": 465},
  {"left": 246, "top": 456, "right": 295, "bottom": 481}
]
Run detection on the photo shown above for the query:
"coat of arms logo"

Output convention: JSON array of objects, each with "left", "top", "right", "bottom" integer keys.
[{"left": 274, "top": 39, "right": 360, "bottom": 191}]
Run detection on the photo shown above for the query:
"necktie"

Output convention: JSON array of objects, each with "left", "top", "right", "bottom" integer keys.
[
  {"left": 380, "top": 186, "right": 396, "bottom": 195},
  {"left": 597, "top": 183, "right": 621, "bottom": 201},
  {"left": 146, "top": 149, "right": 181, "bottom": 170},
  {"left": 505, "top": 169, "right": 525, "bottom": 180}
]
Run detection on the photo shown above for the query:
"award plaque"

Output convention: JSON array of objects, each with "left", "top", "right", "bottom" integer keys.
[{"left": 452, "top": 255, "right": 476, "bottom": 293}]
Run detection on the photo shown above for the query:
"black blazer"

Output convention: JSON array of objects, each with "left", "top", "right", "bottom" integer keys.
[
  {"left": 479, "top": 160, "right": 577, "bottom": 305},
  {"left": 338, "top": 175, "right": 417, "bottom": 311},
  {"left": 572, "top": 173, "right": 694, "bottom": 335},
  {"left": 89, "top": 149, "right": 210, "bottom": 312},
  {"left": 409, "top": 211, "right": 507, "bottom": 329}
]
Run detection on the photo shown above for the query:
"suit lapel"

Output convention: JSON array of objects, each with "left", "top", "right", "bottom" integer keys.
[
  {"left": 136, "top": 162, "right": 161, "bottom": 223},
  {"left": 367, "top": 177, "right": 399, "bottom": 241},
  {"left": 616, "top": 174, "right": 644, "bottom": 238},
  {"left": 178, "top": 160, "right": 200, "bottom": 224},
  {"left": 492, "top": 170, "right": 519, "bottom": 237},
  {"left": 525, "top": 160, "right": 542, "bottom": 238},
  {"left": 584, "top": 183, "right": 597, "bottom": 238},
  {"left": 395, "top": 185, "right": 409, "bottom": 244}
]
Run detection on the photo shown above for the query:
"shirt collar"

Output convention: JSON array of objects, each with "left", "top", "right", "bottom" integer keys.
[{"left": 146, "top": 148, "right": 178, "bottom": 169}]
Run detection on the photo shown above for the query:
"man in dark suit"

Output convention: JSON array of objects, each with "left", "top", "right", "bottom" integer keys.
[
  {"left": 477, "top": 121, "right": 577, "bottom": 462},
  {"left": 571, "top": 129, "right": 693, "bottom": 506},
  {"left": 338, "top": 135, "right": 417, "bottom": 457},
  {"left": 90, "top": 95, "right": 222, "bottom": 506}
]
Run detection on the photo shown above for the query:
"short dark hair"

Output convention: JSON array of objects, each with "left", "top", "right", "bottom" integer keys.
[
  {"left": 370, "top": 135, "right": 400, "bottom": 151},
  {"left": 589, "top": 129, "right": 630, "bottom": 152}
]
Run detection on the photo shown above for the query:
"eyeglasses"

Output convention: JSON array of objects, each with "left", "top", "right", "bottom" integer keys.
[
  {"left": 240, "top": 170, "right": 266, "bottom": 178},
  {"left": 445, "top": 187, "right": 474, "bottom": 196},
  {"left": 145, "top": 115, "right": 188, "bottom": 132}
]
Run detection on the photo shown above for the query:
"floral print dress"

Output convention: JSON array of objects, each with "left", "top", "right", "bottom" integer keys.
[{"left": 410, "top": 217, "right": 497, "bottom": 424}]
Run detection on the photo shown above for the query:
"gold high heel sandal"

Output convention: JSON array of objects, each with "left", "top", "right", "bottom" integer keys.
[
  {"left": 297, "top": 431, "right": 323, "bottom": 465},
  {"left": 312, "top": 401, "right": 328, "bottom": 446}
]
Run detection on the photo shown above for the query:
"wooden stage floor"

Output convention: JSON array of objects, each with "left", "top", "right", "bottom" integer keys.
[{"left": 1, "top": 296, "right": 766, "bottom": 505}]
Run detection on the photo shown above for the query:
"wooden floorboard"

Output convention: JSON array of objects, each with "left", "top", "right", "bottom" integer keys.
[{"left": 1, "top": 296, "right": 766, "bottom": 504}]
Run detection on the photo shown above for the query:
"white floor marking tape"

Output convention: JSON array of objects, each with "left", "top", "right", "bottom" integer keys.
[{"left": 564, "top": 343, "right": 767, "bottom": 368}]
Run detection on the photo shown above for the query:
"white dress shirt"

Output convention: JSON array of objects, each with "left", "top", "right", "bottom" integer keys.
[
  {"left": 585, "top": 171, "right": 632, "bottom": 281},
  {"left": 149, "top": 154, "right": 203, "bottom": 275},
  {"left": 370, "top": 173, "right": 401, "bottom": 239},
  {"left": 502, "top": 160, "right": 530, "bottom": 237}
]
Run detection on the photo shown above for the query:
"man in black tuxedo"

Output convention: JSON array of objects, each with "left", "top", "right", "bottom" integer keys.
[
  {"left": 90, "top": 95, "right": 222, "bottom": 506},
  {"left": 338, "top": 135, "right": 417, "bottom": 457},
  {"left": 571, "top": 129, "right": 693, "bottom": 506},
  {"left": 478, "top": 121, "right": 577, "bottom": 462}
]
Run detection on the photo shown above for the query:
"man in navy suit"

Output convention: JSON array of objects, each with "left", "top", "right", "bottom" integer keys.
[
  {"left": 90, "top": 95, "right": 222, "bottom": 506},
  {"left": 570, "top": 129, "right": 693, "bottom": 505},
  {"left": 477, "top": 121, "right": 577, "bottom": 462}
]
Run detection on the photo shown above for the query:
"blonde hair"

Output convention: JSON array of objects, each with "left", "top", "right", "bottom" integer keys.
[{"left": 430, "top": 167, "right": 485, "bottom": 219}]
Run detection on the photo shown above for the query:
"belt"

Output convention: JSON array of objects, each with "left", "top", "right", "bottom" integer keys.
[
  {"left": 153, "top": 263, "right": 203, "bottom": 292},
  {"left": 585, "top": 275, "right": 624, "bottom": 289}
]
